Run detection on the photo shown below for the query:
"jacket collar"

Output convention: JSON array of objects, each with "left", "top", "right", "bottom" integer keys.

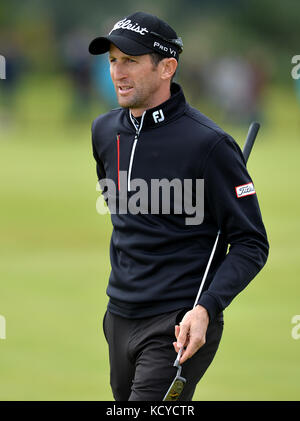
[{"left": 125, "top": 82, "right": 186, "bottom": 131}]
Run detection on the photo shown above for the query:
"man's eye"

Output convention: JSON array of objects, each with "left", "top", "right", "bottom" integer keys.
[{"left": 109, "top": 57, "right": 136, "bottom": 63}]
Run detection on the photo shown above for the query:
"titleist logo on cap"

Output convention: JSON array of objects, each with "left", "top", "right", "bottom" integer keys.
[{"left": 109, "top": 18, "right": 149, "bottom": 36}]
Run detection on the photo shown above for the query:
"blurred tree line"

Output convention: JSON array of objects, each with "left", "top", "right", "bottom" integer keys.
[
  {"left": 0, "top": 0, "right": 299, "bottom": 125},
  {"left": 0, "top": 0, "right": 298, "bottom": 78}
]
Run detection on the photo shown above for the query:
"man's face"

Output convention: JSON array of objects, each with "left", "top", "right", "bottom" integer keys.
[{"left": 109, "top": 44, "right": 163, "bottom": 114}]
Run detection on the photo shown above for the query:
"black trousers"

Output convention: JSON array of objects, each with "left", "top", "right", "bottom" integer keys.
[{"left": 103, "top": 308, "right": 224, "bottom": 401}]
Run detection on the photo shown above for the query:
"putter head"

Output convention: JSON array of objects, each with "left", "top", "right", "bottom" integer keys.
[
  {"left": 163, "top": 375, "right": 186, "bottom": 401},
  {"left": 163, "top": 348, "right": 186, "bottom": 401}
]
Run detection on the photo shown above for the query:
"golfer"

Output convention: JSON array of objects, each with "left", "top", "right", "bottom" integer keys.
[{"left": 89, "top": 11, "right": 269, "bottom": 401}]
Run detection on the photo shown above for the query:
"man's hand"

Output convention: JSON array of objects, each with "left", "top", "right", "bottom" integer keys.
[{"left": 173, "top": 305, "right": 209, "bottom": 364}]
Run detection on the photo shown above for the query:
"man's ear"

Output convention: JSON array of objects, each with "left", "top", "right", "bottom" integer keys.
[{"left": 160, "top": 58, "right": 178, "bottom": 81}]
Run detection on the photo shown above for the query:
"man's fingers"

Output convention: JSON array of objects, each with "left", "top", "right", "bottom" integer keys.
[
  {"left": 174, "top": 325, "right": 188, "bottom": 354},
  {"left": 173, "top": 306, "right": 209, "bottom": 363},
  {"left": 176, "top": 322, "right": 189, "bottom": 349},
  {"left": 173, "top": 341, "right": 179, "bottom": 353},
  {"left": 179, "top": 334, "right": 206, "bottom": 364}
]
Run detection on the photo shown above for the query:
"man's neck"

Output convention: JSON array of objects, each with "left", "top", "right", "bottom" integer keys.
[{"left": 130, "top": 87, "right": 172, "bottom": 117}]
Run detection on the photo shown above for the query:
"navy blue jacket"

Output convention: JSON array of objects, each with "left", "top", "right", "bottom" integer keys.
[{"left": 91, "top": 82, "right": 269, "bottom": 321}]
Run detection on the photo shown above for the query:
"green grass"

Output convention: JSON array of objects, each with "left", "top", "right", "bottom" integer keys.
[{"left": 0, "top": 77, "right": 299, "bottom": 400}]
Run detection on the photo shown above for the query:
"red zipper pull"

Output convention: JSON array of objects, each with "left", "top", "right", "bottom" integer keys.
[{"left": 117, "top": 134, "right": 120, "bottom": 191}]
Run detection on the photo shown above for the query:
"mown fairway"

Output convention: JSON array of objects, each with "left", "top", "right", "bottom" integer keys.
[{"left": 0, "top": 78, "right": 299, "bottom": 400}]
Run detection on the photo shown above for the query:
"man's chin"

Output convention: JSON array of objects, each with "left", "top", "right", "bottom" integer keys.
[
  {"left": 117, "top": 98, "right": 137, "bottom": 109},
  {"left": 116, "top": 91, "right": 140, "bottom": 108},
  {"left": 117, "top": 100, "right": 130, "bottom": 108}
]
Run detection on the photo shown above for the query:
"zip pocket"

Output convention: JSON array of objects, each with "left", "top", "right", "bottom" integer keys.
[
  {"left": 128, "top": 110, "right": 146, "bottom": 191},
  {"left": 116, "top": 133, "right": 120, "bottom": 191},
  {"left": 127, "top": 134, "right": 138, "bottom": 191}
]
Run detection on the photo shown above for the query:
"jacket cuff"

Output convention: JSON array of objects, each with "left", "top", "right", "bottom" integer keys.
[{"left": 197, "top": 292, "right": 222, "bottom": 322}]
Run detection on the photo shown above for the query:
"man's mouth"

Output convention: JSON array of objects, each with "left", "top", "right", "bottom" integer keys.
[{"left": 118, "top": 86, "right": 134, "bottom": 95}]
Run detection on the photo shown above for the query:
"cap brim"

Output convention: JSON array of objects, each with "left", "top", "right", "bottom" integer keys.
[{"left": 88, "top": 34, "right": 153, "bottom": 56}]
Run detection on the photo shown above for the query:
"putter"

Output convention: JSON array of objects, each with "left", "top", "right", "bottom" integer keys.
[
  {"left": 163, "top": 348, "right": 186, "bottom": 401},
  {"left": 162, "top": 121, "right": 261, "bottom": 401}
]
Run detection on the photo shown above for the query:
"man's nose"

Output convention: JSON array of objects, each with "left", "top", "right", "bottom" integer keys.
[{"left": 112, "top": 62, "right": 127, "bottom": 80}]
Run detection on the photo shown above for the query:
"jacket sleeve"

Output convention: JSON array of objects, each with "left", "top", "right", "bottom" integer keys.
[
  {"left": 91, "top": 118, "right": 106, "bottom": 181},
  {"left": 197, "top": 135, "right": 269, "bottom": 321}
]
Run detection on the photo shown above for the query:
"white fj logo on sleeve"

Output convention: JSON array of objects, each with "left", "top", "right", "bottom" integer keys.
[
  {"left": 235, "top": 182, "right": 256, "bottom": 198},
  {"left": 152, "top": 109, "right": 165, "bottom": 123}
]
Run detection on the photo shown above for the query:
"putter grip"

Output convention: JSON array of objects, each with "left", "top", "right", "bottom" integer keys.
[
  {"left": 174, "top": 347, "right": 183, "bottom": 366},
  {"left": 243, "top": 122, "right": 260, "bottom": 163}
]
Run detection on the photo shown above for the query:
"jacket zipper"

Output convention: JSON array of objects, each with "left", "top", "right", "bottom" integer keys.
[{"left": 128, "top": 111, "right": 146, "bottom": 191}]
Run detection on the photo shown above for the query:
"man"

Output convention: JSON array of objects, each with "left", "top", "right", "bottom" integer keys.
[{"left": 89, "top": 12, "right": 269, "bottom": 401}]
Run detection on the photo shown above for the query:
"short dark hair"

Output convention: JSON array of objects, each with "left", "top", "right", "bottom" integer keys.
[{"left": 149, "top": 52, "right": 177, "bottom": 83}]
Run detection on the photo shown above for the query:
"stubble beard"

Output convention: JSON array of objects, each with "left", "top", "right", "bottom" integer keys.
[
  {"left": 116, "top": 71, "right": 159, "bottom": 111},
  {"left": 117, "top": 88, "right": 145, "bottom": 110}
]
